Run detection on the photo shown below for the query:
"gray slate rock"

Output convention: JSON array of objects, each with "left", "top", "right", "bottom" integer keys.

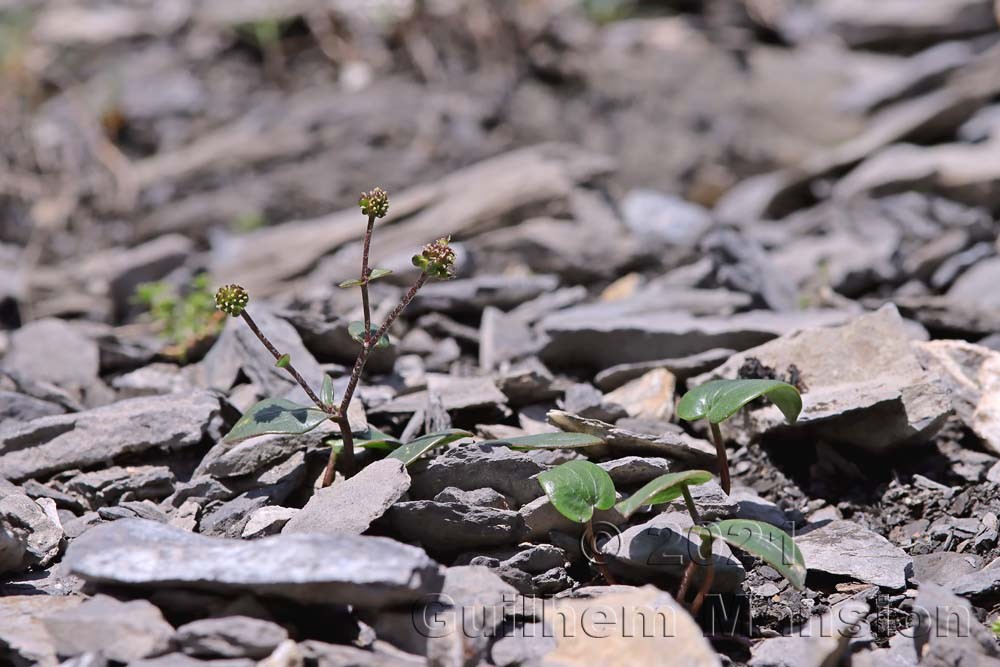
[
  {"left": 62, "top": 465, "right": 175, "bottom": 509},
  {"left": 433, "top": 487, "right": 513, "bottom": 510},
  {"left": 594, "top": 348, "right": 735, "bottom": 390},
  {"left": 520, "top": 495, "right": 626, "bottom": 541},
  {"left": 410, "top": 443, "right": 545, "bottom": 506},
  {"left": 0, "top": 391, "right": 66, "bottom": 423},
  {"left": 0, "top": 392, "right": 222, "bottom": 481},
  {"left": 0, "top": 594, "right": 84, "bottom": 666},
  {"left": 0, "top": 487, "right": 64, "bottom": 568},
  {"left": 540, "top": 304, "right": 850, "bottom": 370},
  {"left": 912, "top": 551, "right": 982, "bottom": 587},
  {"left": 547, "top": 410, "right": 715, "bottom": 464},
  {"left": 174, "top": 616, "right": 288, "bottom": 659},
  {"left": 748, "top": 598, "right": 869, "bottom": 667},
  {"left": 598, "top": 456, "right": 674, "bottom": 487},
  {"left": 693, "top": 305, "right": 950, "bottom": 453},
  {"left": 602, "top": 511, "right": 746, "bottom": 592},
  {"left": 43, "top": 594, "right": 174, "bottom": 663},
  {"left": 914, "top": 583, "right": 1000, "bottom": 665},
  {"left": 198, "top": 494, "right": 269, "bottom": 538},
  {"left": 951, "top": 556, "right": 1000, "bottom": 602},
  {"left": 389, "top": 501, "right": 524, "bottom": 552},
  {"left": 371, "top": 374, "right": 508, "bottom": 416},
  {"left": 668, "top": 480, "right": 736, "bottom": 521},
  {"left": 65, "top": 518, "right": 443, "bottom": 607},
  {"left": 283, "top": 458, "right": 410, "bottom": 535},
  {"left": 796, "top": 520, "right": 912, "bottom": 589},
  {"left": 3, "top": 319, "right": 99, "bottom": 396},
  {"left": 241, "top": 506, "right": 298, "bottom": 539},
  {"left": 621, "top": 189, "right": 713, "bottom": 248}
]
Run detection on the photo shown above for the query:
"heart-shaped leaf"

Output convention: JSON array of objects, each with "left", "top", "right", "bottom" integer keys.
[
  {"left": 348, "top": 321, "right": 390, "bottom": 348},
  {"left": 224, "top": 398, "right": 329, "bottom": 443},
  {"left": 478, "top": 432, "right": 604, "bottom": 450},
  {"left": 692, "top": 519, "right": 806, "bottom": 590},
  {"left": 677, "top": 379, "right": 802, "bottom": 425},
  {"left": 320, "top": 374, "right": 335, "bottom": 407},
  {"left": 536, "top": 460, "right": 616, "bottom": 524},
  {"left": 389, "top": 429, "right": 473, "bottom": 465},
  {"left": 615, "top": 470, "right": 714, "bottom": 519}
]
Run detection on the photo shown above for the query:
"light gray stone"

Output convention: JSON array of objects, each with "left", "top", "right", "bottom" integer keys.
[
  {"left": 547, "top": 410, "right": 716, "bottom": 464},
  {"left": 748, "top": 599, "right": 869, "bottom": 667},
  {"left": 283, "top": 458, "right": 410, "bottom": 535},
  {"left": 914, "top": 583, "right": 1000, "bottom": 665},
  {"left": 796, "top": 520, "right": 912, "bottom": 589},
  {"left": 433, "top": 487, "right": 513, "bottom": 510},
  {"left": 3, "top": 319, "right": 99, "bottom": 395},
  {"left": 241, "top": 506, "right": 297, "bottom": 539},
  {"left": 62, "top": 465, "right": 175, "bottom": 509},
  {"left": 65, "top": 518, "right": 443, "bottom": 607},
  {"left": 0, "top": 392, "right": 222, "bottom": 481},
  {"left": 174, "top": 616, "right": 288, "bottom": 659},
  {"left": 0, "top": 489, "right": 64, "bottom": 567},
  {"left": 598, "top": 456, "right": 674, "bottom": 487},
  {"left": 0, "top": 595, "right": 83, "bottom": 667},
  {"left": 43, "top": 594, "right": 174, "bottom": 663},
  {"left": 693, "top": 305, "right": 950, "bottom": 453},
  {"left": 520, "top": 495, "right": 626, "bottom": 541}
]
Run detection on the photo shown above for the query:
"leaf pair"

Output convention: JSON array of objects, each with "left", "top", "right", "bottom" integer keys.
[
  {"left": 677, "top": 379, "right": 802, "bottom": 425},
  {"left": 536, "top": 460, "right": 805, "bottom": 590}
]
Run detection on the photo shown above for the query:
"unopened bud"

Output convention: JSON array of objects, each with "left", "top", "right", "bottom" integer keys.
[
  {"left": 215, "top": 284, "right": 249, "bottom": 316},
  {"left": 412, "top": 236, "right": 456, "bottom": 280},
  {"left": 359, "top": 187, "right": 389, "bottom": 219}
]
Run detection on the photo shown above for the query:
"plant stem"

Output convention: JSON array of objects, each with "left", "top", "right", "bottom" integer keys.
[
  {"left": 709, "top": 422, "right": 731, "bottom": 495},
  {"left": 321, "top": 273, "right": 429, "bottom": 486},
  {"left": 677, "top": 560, "right": 697, "bottom": 603},
  {"left": 681, "top": 485, "right": 701, "bottom": 525},
  {"left": 690, "top": 535, "right": 715, "bottom": 616},
  {"left": 239, "top": 310, "right": 331, "bottom": 414},
  {"left": 584, "top": 520, "right": 617, "bottom": 586},
  {"left": 360, "top": 215, "right": 375, "bottom": 346}
]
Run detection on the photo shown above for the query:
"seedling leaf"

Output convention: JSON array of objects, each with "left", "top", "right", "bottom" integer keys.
[
  {"left": 536, "top": 460, "right": 616, "bottom": 524},
  {"left": 275, "top": 353, "right": 291, "bottom": 368},
  {"left": 224, "top": 398, "right": 328, "bottom": 443},
  {"left": 615, "top": 470, "right": 714, "bottom": 519},
  {"left": 348, "top": 321, "right": 390, "bottom": 348},
  {"left": 369, "top": 268, "right": 392, "bottom": 281},
  {"left": 339, "top": 278, "right": 365, "bottom": 288},
  {"left": 478, "top": 432, "right": 603, "bottom": 450},
  {"left": 320, "top": 374, "right": 335, "bottom": 407},
  {"left": 389, "top": 429, "right": 474, "bottom": 465},
  {"left": 692, "top": 519, "right": 806, "bottom": 590},
  {"left": 677, "top": 379, "right": 801, "bottom": 424}
]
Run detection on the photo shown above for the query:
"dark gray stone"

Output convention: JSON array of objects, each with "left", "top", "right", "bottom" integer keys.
[
  {"left": 433, "top": 487, "right": 513, "bottom": 510},
  {"left": 410, "top": 443, "right": 546, "bottom": 506},
  {"left": 62, "top": 466, "right": 175, "bottom": 509},
  {"left": 65, "top": 519, "right": 443, "bottom": 607},
  {"left": 598, "top": 456, "right": 674, "bottom": 487},
  {"left": 389, "top": 501, "right": 524, "bottom": 552}
]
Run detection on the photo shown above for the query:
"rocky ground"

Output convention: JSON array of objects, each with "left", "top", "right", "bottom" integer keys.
[{"left": 3, "top": 1, "right": 1000, "bottom": 666}]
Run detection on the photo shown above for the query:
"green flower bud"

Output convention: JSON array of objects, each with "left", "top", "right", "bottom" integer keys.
[
  {"left": 215, "top": 284, "right": 249, "bottom": 316},
  {"left": 412, "top": 236, "right": 456, "bottom": 280},
  {"left": 359, "top": 187, "right": 389, "bottom": 219}
]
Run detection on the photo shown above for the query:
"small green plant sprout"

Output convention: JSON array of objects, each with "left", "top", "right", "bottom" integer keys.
[
  {"left": 215, "top": 187, "right": 461, "bottom": 485},
  {"left": 677, "top": 379, "right": 802, "bottom": 495},
  {"left": 540, "top": 458, "right": 805, "bottom": 613},
  {"left": 992, "top": 618, "right": 1000, "bottom": 637},
  {"left": 537, "top": 460, "right": 618, "bottom": 584},
  {"left": 133, "top": 274, "right": 224, "bottom": 360}
]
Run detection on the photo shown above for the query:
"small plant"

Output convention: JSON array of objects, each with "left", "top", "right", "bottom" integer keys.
[
  {"left": 134, "top": 274, "right": 224, "bottom": 360},
  {"left": 992, "top": 618, "right": 1000, "bottom": 637},
  {"left": 216, "top": 188, "right": 464, "bottom": 484},
  {"left": 538, "top": 378, "right": 806, "bottom": 614}
]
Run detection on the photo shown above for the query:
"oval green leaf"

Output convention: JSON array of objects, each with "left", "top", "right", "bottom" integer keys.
[
  {"left": 478, "top": 432, "right": 603, "bottom": 450},
  {"left": 320, "top": 374, "right": 335, "bottom": 407},
  {"left": 615, "top": 470, "right": 714, "bottom": 519},
  {"left": 274, "top": 353, "right": 291, "bottom": 368},
  {"left": 536, "top": 460, "right": 616, "bottom": 524},
  {"left": 327, "top": 426, "right": 402, "bottom": 454},
  {"left": 692, "top": 519, "right": 806, "bottom": 590},
  {"left": 338, "top": 278, "right": 365, "bottom": 288},
  {"left": 677, "top": 379, "right": 801, "bottom": 425},
  {"left": 369, "top": 268, "right": 393, "bottom": 281},
  {"left": 348, "top": 321, "right": 390, "bottom": 348},
  {"left": 388, "top": 429, "right": 473, "bottom": 465},
  {"left": 223, "top": 398, "right": 329, "bottom": 443}
]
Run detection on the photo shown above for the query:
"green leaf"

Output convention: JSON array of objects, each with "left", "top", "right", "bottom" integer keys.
[
  {"left": 369, "top": 268, "right": 392, "bottom": 281},
  {"left": 536, "top": 460, "right": 616, "bottom": 524},
  {"left": 338, "top": 278, "right": 365, "bottom": 288},
  {"left": 478, "top": 432, "right": 604, "bottom": 450},
  {"left": 348, "top": 321, "right": 390, "bottom": 348},
  {"left": 615, "top": 470, "right": 714, "bottom": 519},
  {"left": 388, "top": 429, "right": 473, "bottom": 465},
  {"left": 320, "top": 374, "right": 335, "bottom": 407},
  {"left": 224, "top": 398, "right": 329, "bottom": 443},
  {"left": 327, "top": 427, "right": 401, "bottom": 453},
  {"left": 274, "top": 353, "right": 291, "bottom": 368},
  {"left": 692, "top": 519, "right": 806, "bottom": 590},
  {"left": 677, "top": 379, "right": 802, "bottom": 425}
]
